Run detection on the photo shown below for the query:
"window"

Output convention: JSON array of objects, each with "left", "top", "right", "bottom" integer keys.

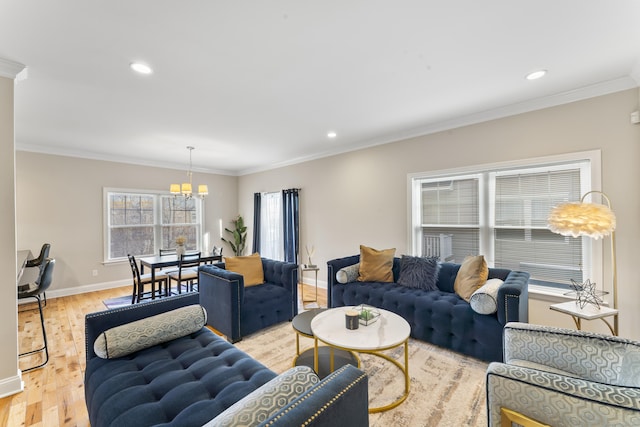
[
  {"left": 104, "top": 189, "right": 203, "bottom": 261},
  {"left": 259, "top": 192, "right": 284, "bottom": 261},
  {"left": 409, "top": 151, "right": 601, "bottom": 291}
]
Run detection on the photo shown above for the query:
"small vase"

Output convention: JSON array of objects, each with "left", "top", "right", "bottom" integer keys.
[{"left": 176, "top": 244, "right": 186, "bottom": 257}]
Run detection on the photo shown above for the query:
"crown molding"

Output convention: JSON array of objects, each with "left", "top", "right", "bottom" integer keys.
[
  {"left": 0, "top": 58, "right": 26, "bottom": 80},
  {"left": 14, "top": 75, "right": 639, "bottom": 177},
  {"left": 238, "top": 76, "right": 639, "bottom": 176},
  {"left": 15, "top": 143, "right": 238, "bottom": 176}
]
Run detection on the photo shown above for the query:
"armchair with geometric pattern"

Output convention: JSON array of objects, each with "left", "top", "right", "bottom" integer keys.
[{"left": 486, "top": 322, "right": 640, "bottom": 426}]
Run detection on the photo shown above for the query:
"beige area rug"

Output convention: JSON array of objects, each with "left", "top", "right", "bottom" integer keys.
[{"left": 235, "top": 321, "right": 489, "bottom": 427}]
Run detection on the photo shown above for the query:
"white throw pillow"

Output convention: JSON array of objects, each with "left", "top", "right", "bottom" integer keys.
[
  {"left": 469, "top": 278, "right": 504, "bottom": 315},
  {"left": 336, "top": 263, "right": 360, "bottom": 284}
]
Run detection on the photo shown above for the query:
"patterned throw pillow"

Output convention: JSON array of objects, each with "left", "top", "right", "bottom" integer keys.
[
  {"left": 357, "top": 245, "right": 396, "bottom": 282},
  {"left": 93, "top": 304, "right": 206, "bottom": 359},
  {"left": 397, "top": 255, "right": 440, "bottom": 291},
  {"left": 204, "top": 366, "right": 320, "bottom": 427},
  {"left": 469, "top": 278, "right": 504, "bottom": 314},
  {"left": 336, "top": 263, "right": 360, "bottom": 284}
]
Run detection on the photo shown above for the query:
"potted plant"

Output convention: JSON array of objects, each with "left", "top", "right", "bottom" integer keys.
[{"left": 222, "top": 215, "right": 247, "bottom": 256}]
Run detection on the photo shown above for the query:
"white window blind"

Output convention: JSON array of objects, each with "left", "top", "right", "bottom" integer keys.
[
  {"left": 493, "top": 167, "right": 585, "bottom": 287},
  {"left": 410, "top": 153, "right": 596, "bottom": 291},
  {"left": 420, "top": 176, "right": 480, "bottom": 262}
]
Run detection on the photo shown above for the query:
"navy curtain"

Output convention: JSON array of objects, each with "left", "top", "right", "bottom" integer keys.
[
  {"left": 282, "top": 189, "right": 299, "bottom": 264},
  {"left": 252, "top": 192, "right": 261, "bottom": 253}
]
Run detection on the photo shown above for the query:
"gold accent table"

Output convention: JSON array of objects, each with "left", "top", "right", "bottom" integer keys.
[
  {"left": 550, "top": 301, "right": 619, "bottom": 336},
  {"left": 310, "top": 306, "right": 410, "bottom": 413},
  {"left": 299, "top": 266, "right": 319, "bottom": 303}
]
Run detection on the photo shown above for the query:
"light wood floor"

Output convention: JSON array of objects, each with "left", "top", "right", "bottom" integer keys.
[{"left": 1, "top": 283, "right": 326, "bottom": 427}]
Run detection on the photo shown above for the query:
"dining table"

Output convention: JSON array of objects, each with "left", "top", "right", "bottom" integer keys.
[
  {"left": 138, "top": 252, "right": 223, "bottom": 299},
  {"left": 17, "top": 249, "right": 32, "bottom": 287}
]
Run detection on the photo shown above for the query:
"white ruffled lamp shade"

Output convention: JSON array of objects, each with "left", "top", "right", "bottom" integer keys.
[{"left": 547, "top": 202, "right": 616, "bottom": 240}]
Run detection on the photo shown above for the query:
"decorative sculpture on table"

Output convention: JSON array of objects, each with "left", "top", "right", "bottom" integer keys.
[
  {"left": 305, "top": 245, "right": 316, "bottom": 268},
  {"left": 565, "top": 278, "right": 608, "bottom": 309}
]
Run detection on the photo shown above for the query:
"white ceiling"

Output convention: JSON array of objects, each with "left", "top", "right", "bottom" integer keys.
[{"left": 2, "top": 1, "right": 639, "bottom": 175}]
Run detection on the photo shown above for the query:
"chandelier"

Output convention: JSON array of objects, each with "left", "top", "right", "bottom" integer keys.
[{"left": 170, "top": 146, "right": 208, "bottom": 199}]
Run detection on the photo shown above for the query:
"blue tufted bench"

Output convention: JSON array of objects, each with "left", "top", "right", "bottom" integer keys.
[
  {"left": 198, "top": 258, "right": 298, "bottom": 343},
  {"left": 85, "top": 293, "right": 369, "bottom": 427},
  {"left": 328, "top": 255, "right": 530, "bottom": 362}
]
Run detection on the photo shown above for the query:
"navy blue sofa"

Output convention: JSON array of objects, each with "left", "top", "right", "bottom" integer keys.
[
  {"left": 327, "top": 255, "right": 530, "bottom": 362},
  {"left": 198, "top": 258, "right": 298, "bottom": 343},
  {"left": 85, "top": 293, "right": 369, "bottom": 427}
]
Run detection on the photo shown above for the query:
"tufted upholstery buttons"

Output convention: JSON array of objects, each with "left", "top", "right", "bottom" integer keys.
[{"left": 86, "top": 329, "right": 277, "bottom": 427}]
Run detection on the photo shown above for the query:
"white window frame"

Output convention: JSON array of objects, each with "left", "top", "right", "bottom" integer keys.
[
  {"left": 103, "top": 188, "right": 205, "bottom": 263},
  {"left": 407, "top": 150, "right": 603, "bottom": 296}
]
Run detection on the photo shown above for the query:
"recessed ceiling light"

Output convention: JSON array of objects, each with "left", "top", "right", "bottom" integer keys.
[
  {"left": 327, "top": 132, "right": 337, "bottom": 139},
  {"left": 130, "top": 62, "right": 153, "bottom": 75},
  {"left": 525, "top": 69, "right": 547, "bottom": 80}
]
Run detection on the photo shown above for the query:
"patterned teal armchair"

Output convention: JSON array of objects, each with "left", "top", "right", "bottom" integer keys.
[{"left": 486, "top": 322, "right": 640, "bottom": 426}]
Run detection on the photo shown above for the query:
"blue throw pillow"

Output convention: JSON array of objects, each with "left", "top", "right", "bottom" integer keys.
[{"left": 397, "top": 255, "right": 440, "bottom": 291}]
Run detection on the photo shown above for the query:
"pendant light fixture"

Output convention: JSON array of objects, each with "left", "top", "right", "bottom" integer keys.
[{"left": 170, "top": 146, "right": 208, "bottom": 199}]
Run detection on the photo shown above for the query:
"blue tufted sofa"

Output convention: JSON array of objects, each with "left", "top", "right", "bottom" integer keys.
[
  {"left": 327, "top": 255, "right": 530, "bottom": 362},
  {"left": 85, "top": 293, "right": 369, "bottom": 427},
  {"left": 198, "top": 258, "right": 298, "bottom": 343}
]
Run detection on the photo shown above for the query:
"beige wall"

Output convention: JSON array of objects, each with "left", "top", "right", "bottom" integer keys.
[
  {"left": 11, "top": 88, "right": 640, "bottom": 344},
  {"left": 16, "top": 152, "right": 239, "bottom": 295},
  {"left": 1, "top": 73, "right": 23, "bottom": 396},
  {"left": 238, "top": 88, "right": 640, "bottom": 340}
]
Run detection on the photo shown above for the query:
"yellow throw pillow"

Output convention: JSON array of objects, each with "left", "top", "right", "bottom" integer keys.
[
  {"left": 357, "top": 245, "right": 396, "bottom": 282},
  {"left": 225, "top": 253, "right": 264, "bottom": 287},
  {"left": 454, "top": 255, "right": 489, "bottom": 302}
]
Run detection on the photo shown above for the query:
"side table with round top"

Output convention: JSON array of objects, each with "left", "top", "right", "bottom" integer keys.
[
  {"left": 310, "top": 306, "right": 411, "bottom": 413},
  {"left": 292, "top": 308, "right": 359, "bottom": 379}
]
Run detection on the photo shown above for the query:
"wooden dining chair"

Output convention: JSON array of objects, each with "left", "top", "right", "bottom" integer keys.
[
  {"left": 158, "top": 248, "right": 179, "bottom": 275},
  {"left": 168, "top": 252, "right": 201, "bottom": 294},
  {"left": 127, "top": 254, "right": 169, "bottom": 302}
]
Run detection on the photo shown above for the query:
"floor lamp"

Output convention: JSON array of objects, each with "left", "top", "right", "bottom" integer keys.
[{"left": 547, "top": 191, "right": 617, "bottom": 331}]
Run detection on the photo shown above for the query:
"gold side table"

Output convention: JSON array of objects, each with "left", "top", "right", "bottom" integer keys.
[
  {"left": 300, "top": 266, "right": 319, "bottom": 303},
  {"left": 550, "top": 301, "right": 619, "bottom": 336}
]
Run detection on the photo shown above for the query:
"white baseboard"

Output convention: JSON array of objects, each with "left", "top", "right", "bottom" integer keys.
[
  {"left": 0, "top": 371, "right": 23, "bottom": 398},
  {"left": 46, "top": 279, "right": 130, "bottom": 299},
  {"left": 299, "top": 279, "right": 327, "bottom": 289}
]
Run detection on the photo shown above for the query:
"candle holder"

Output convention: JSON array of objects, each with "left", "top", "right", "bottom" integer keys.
[
  {"left": 356, "top": 304, "right": 380, "bottom": 326},
  {"left": 345, "top": 309, "right": 359, "bottom": 330}
]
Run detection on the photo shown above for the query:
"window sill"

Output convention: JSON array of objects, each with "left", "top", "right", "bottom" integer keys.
[
  {"left": 528, "top": 284, "right": 612, "bottom": 307},
  {"left": 528, "top": 285, "right": 574, "bottom": 303}
]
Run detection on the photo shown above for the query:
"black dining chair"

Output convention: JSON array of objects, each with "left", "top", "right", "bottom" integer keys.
[
  {"left": 25, "top": 243, "right": 51, "bottom": 269},
  {"left": 18, "top": 258, "right": 55, "bottom": 372},
  {"left": 169, "top": 252, "right": 201, "bottom": 293},
  {"left": 158, "top": 248, "right": 179, "bottom": 275},
  {"left": 127, "top": 254, "right": 169, "bottom": 302}
]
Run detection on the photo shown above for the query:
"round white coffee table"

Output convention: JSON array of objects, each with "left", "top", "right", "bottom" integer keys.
[{"left": 310, "top": 306, "right": 410, "bottom": 413}]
